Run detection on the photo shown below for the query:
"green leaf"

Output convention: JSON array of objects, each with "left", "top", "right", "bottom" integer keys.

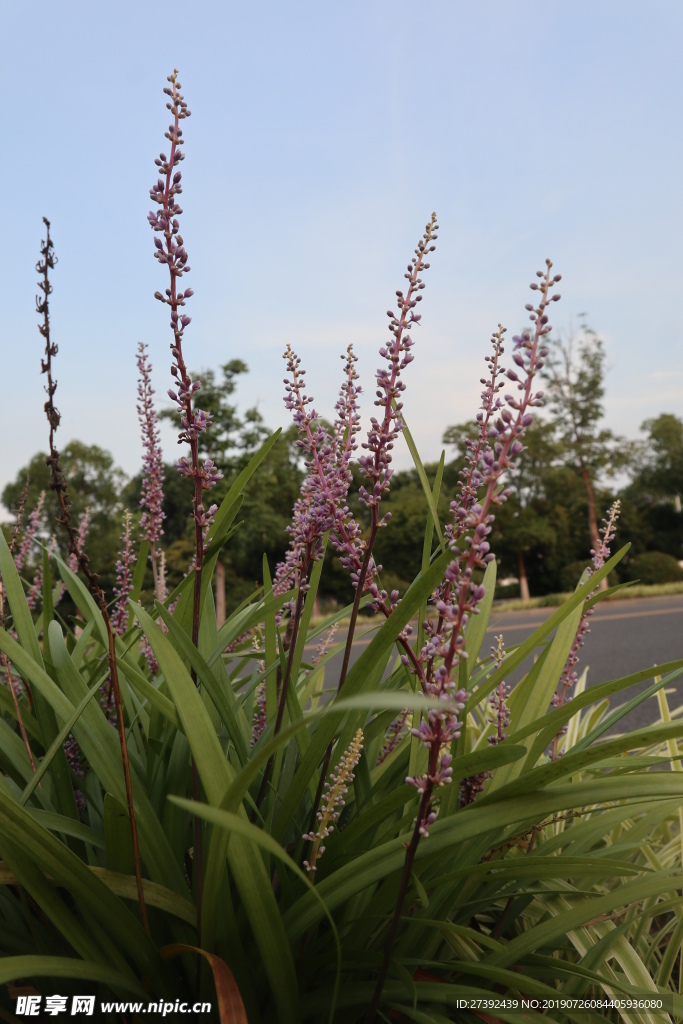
[
  {"left": 283, "top": 773, "right": 683, "bottom": 938},
  {"left": 132, "top": 605, "right": 300, "bottom": 1024},
  {"left": 0, "top": 527, "right": 43, "bottom": 666},
  {"left": 0, "top": 955, "right": 147, "bottom": 995},
  {"left": 171, "top": 496, "right": 244, "bottom": 637},
  {"left": 23, "top": 811, "right": 103, "bottom": 850},
  {"left": 125, "top": 537, "right": 150, "bottom": 632},
  {"left": 505, "top": 660, "right": 683, "bottom": 751},
  {"left": 523, "top": 664, "right": 683, "bottom": 767},
  {"left": 45, "top": 621, "right": 188, "bottom": 895},
  {"left": 490, "top": 582, "right": 585, "bottom": 789},
  {"left": 412, "top": 454, "right": 445, "bottom": 782},
  {"left": 411, "top": 870, "right": 429, "bottom": 908},
  {"left": 479, "top": 722, "right": 683, "bottom": 806},
  {"left": 484, "top": 870, "right": 683, "bottom": 970},
  {"left": 132, "top": 605, "right": 230, "bottom": 803},
  {"left": 89, "top": 867, "right": 197, "bottom": 926},
  {"left": 54, "top": 554, "right": 109, "bottom": 648},
  {"left": 571, "top": 666, "right": 683, "bottom": 753},
  {"left": 0, "top": 835, "right": 125, "bottom": 973},
  {"left": 464, "top": 558, "right": 497, "bottom": 675},
  {"left": 286, "top": 537, "right": 327, "bottom": 703},
  {"left": 0, "top": 791, "right": 169, "bottom": 991},
  {"left": 263, "top": 557, "right": 278, "bottom": 725},
  {"left": 41, "top": 540, "right": 55, "bottom": 640},
  {"left": 115, "top": 649, "right": 182, "bottom": 730},
  {"left": 154, "top": 601, "right": 248, "bottom": 764},
  {"left": 211, "top": 587, "right": 296, "bottom": 665},
  {"left": 20, "top": 675, "right": 103, "bottom": 806},
  {"left": 400, "top": 413, "right": 446, "bottom": 551},
  {"left": 0, "top": 532, "right": 77, "bottom": 823},
  {"left": 104, "top": 794, "right": 135, "bottom": 874},
  {"left": 272, "top": 544, "right": 469, "bottom": 841},
  {"left": 171, "top": 796, "right": 342, "bottom": 1024}
]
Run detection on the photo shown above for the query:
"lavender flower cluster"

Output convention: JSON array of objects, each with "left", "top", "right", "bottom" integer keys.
[
  {"left": 272, "top": 343, "right": 365, "bottom": 606},
  {"left": 272, "top": 222, "right": 561, "bottom": 835},
  {"left": 406, "top": 679, "right": 467, "bottom": 834},
  {"left": 399, "top": 264, "right": 559, "bottom": 827},
  {"left": 420, "top": 266, "right": 559, "bottom": 677},
  {"left": 137, "top": 346, "right": 165, "bottom": 542},
  {"left": 111, "top": 510, "right": 134, "bottom": 639},
  {"left": 275, "top": 216, "right": 439, "bottom": 619},
  {"left": 358, "top": 220, "right": 437, "bottom": 518}
]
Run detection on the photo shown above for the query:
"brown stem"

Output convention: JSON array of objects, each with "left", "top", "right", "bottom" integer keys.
[
  {"left": 256, "top": 566, "right": 309, "bottom": 809},
  {"left": 2, "top": 655, "right": 36, "bottom": 773},
  {"left": 158, "top": 74, "right": 208, "bottom": 936},
  {"left": 517, "top": 550, "right": 530, "bottom": 602},
  {"left": 37, "top": 218, "right": 149, "bottom": 935},
  {"left": 365, "top": 768, "right": 436, "bottom": 1022},
  {"left": 337, "top": 525, "right": 377, "bottom": 697}
]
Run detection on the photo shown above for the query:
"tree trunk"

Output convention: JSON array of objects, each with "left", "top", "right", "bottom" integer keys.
[
  {"left": 517, "top": 551, "right": 530, "bottom": 602},
  {"left": 215, "top": 559, "right": 226, "bottom": 626},
  {"left": 579, "top": 467, "right": 608, "bottom": 590}
]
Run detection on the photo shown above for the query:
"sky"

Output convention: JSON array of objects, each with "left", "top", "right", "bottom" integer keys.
[{"left": 2, "top": 1, "right": 682, "bottom": 511}]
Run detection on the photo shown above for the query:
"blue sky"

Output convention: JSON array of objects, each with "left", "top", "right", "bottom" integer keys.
[{"left": 3, "top": 1, "right": 682, "bottom": 506}]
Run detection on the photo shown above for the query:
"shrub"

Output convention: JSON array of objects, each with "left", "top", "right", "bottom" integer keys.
[{"left": 628, "top": 550, "right": 683, "bottom": 585}]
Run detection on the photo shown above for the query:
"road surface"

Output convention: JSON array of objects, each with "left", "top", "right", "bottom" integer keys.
[{"left": 311, "top": 594, "right": 683, "bottom": 731}]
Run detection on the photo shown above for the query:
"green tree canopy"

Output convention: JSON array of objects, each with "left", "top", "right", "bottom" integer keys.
[
  {"left": 2, "top": 441, "right": 127, "bottom": 593},
  {"left": 630, "top": 413, "right": 683, "bottom": 504},
  {"left": 542, "top": 322, "right": 634, "bottom": 558}
]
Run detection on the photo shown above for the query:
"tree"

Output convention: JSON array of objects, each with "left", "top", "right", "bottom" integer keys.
[
  {"left": 159, "top": 359, "right": 270, "bottom": 468},
  {"left": 487, "top": 420, "right": 559, "bottom": 599},
  {"left": 542, "top": 322, "right": 633, "bottom": 585},
  {"left": 631, "top": 413, "right": 683, "bottom": 509},
  {"left": 2, "top": 441, "right": 127, "bottom": 594},
  {"left": 124, "top": 424, "right": 306, "bottom": 613},
  {"left": 620, "top": 413, "right": 683, "bottom": 562},
  {"left": 157, "top": 360, "right": 290, "bottom": 612},
  {"left": 442, "top": 419, "right": 561, "bottom": 599}
]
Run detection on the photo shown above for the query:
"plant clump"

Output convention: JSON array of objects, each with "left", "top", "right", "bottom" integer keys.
[{"left": 0, "top": 69, "right": 681, "bottom": 1024}]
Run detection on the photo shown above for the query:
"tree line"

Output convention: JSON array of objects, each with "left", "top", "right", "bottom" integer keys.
[{"left": 3, "top": 329, "right": 682, "bottom": 610}]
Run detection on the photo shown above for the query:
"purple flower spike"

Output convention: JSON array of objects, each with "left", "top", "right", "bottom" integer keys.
[
  {"left": 359, "top": 214, "right": 438, "bottom": 521},
  {"left": 67, "top": 510, "right": 91, "bottom": 574},
  {"left": 149, "top": 70, "right": 222, "bottom": 551},
  {"left": 111, "top": 510, "right": 135, "bottom": 638},
  {"left": 275, "top": 217, "right": 438, "bottom": 623},
  {"left": 137, "top": 343, "right": 165, "bottom": 546},
  {"left": 412, "top": 261, "right": 561, "bottom": 832},
  {"left": 15, "top": 493, "right": 45, "bottom": 575},
  {"left": 136, "top": 342, "right": 168, "bottom": 600},
  {"left": 550, "top": 500, "right": 621, "bottom": 759},
  {"left": 273, "top": 343, "right": 366, "bottom": 603},
  {"left": 27, "top": 533, "right": 57, "bottom": 612}
]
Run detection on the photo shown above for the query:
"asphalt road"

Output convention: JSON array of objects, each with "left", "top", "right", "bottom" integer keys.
[{"left": 313, "top": 594, "right": 683, "bottom": 732}]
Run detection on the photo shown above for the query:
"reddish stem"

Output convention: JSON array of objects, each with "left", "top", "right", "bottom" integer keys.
[{"left": 37, "top": 218, "right": 149, "bottom": 936}]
